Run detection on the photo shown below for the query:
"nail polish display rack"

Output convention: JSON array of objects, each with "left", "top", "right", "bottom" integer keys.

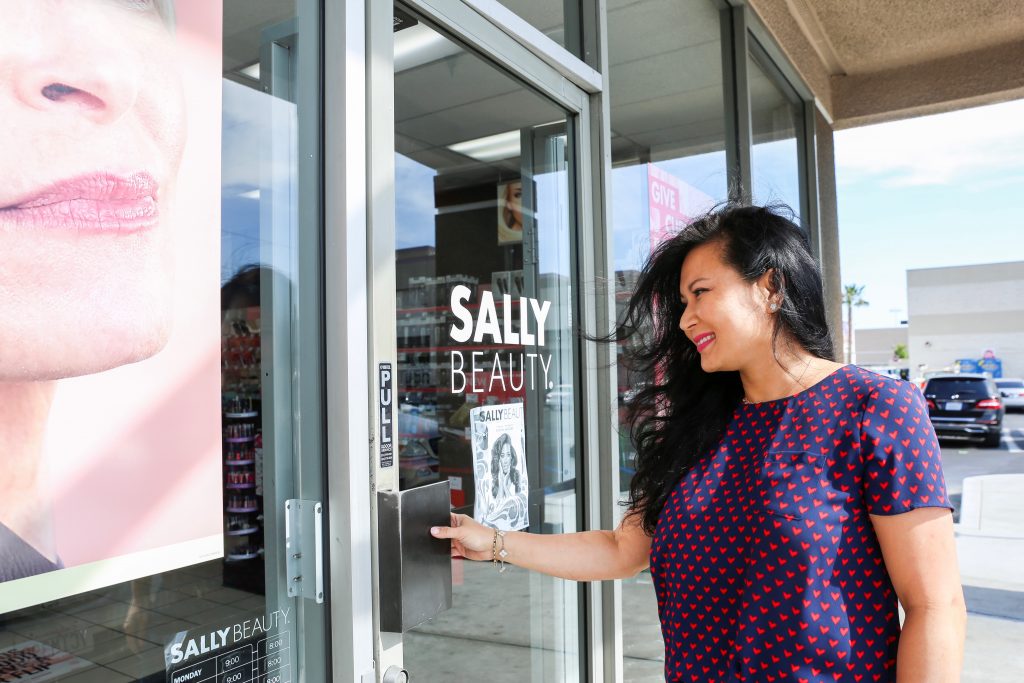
[{"left": 222, "top": 306, "right": 265, "bottom": 593}]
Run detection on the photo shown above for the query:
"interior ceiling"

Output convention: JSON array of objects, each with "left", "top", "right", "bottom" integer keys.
[
  {"left": 747, "top": 62, "right": 798, "bottom": 148},
  {"left": 606, "top": 0, "right": 727, "bottom": 163},
  {"left": 395, "top": 0, "right": 747, "bottom": 173},
  {"left": 221, "top": 1, "right": 1024, "bottom": 158},
  {"left": 222, "top": 0, "right": 796, "bottom": 173},
  {"left": 394, "top": 29, "right": 563, "bottom": 179},
  {"left": 494, "top": 0, "right": 565, "bottom": 36},
  {"left": 792, "top": 0, "right": 1024, "bottom": 75},
  {"left": 223, "top": 0, "right": 296, "bottom": 73}
]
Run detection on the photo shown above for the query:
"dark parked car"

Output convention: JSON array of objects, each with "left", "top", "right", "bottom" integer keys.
[{"left": 923, "top": 373, "right": 1005, "bottom": 448}]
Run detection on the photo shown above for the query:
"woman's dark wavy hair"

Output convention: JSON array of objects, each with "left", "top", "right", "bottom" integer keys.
[
  {"left": 618, "top": 203, "right": 835, "bottom": 534},
  {"left": 490, "top": 432, "right": 521, "bottom": 496}
]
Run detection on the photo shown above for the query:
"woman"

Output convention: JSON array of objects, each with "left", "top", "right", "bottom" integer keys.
[
  {"left": 498, "top": 180, "right": 523, "bottom": 244},
  {"left": 0, "top": 0, "right": 184, "bottom": 581},
  {"left": 433, "top": 204, "right": 966, "bottom": 681},
  {"left": 482, "top": 432, "right": 527, "bottom": 529}
]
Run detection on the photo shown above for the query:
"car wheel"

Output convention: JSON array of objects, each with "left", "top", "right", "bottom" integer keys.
[{"left": 983, "top": 431, "right": 1002, "bottom": 448}]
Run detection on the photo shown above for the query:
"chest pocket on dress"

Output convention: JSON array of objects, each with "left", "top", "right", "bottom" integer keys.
[{"left": 761, "top": 451, "right": 830, "bottom": 520}]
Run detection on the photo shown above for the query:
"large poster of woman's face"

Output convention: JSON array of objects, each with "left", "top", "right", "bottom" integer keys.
[
  {"left": 0, "top": 0, "right": 222, "bottom": 610},
  {"left": 497, "top": 180, "right": 524, "bottom": 245},
  {"left": 470, "top": 403, "right": 529, "bottom": 531}
]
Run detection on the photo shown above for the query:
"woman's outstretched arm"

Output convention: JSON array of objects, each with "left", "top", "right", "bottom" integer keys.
[{"left": 430, "top": 509, "right": 652, "bottom": 581}]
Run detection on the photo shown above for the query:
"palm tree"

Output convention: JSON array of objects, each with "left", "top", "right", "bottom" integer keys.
[{"left": 842, "top": 284, "right": 869, "bottom": 364}]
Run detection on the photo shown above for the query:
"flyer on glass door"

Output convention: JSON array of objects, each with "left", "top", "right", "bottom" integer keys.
[{"left": 471, "top": 403, "right": 529, "bottom": 531}]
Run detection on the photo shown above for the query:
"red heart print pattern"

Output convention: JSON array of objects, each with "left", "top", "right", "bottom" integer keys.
[{"left": 649, "top": 365, "right": 952, "bottom": 681}]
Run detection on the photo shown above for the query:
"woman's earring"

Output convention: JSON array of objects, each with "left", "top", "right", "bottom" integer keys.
[{"left": 769, "top": 302, "right": 778, "bottom": 312}]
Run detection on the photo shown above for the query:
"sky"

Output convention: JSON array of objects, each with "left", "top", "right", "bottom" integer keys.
[{"left": 835, "top": 97, "right": 1024, "bottom": 329}]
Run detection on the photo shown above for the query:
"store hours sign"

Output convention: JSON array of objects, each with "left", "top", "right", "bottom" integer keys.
[
  {"left": 165, "top": 609, "right": 291, "bottom": 683},
  {"left": 448, "top": 285, "right": 554, "bottom": 394}
]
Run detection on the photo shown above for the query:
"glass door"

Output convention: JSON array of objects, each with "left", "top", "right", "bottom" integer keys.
[
  {"left": 0, "top": 3, "right": 330, "bottom": 683},
  {"left": 369, "top": 3, "right": 595, "bottom": 681}
]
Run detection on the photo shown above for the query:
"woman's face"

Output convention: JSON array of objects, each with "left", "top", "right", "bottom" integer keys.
[
  {"left": 0, "top": 1, "right": 185, "bottom": 381},
  {"left": 505, "top": 182, "right": 523, "bottom": 229},
  {"left": 499, "top": 443, "right": 512, "bottom": 475},
  {"left": 678, "top": 240, "right": 776, "bottom": 374}
]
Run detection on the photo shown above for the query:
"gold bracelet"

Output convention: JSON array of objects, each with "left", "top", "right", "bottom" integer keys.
[
  {"left": 491, "top": 528, "right": 498, "bottom": 564},
  {"left": 496, "top": 531, "right": 508, "bottom": 573}
]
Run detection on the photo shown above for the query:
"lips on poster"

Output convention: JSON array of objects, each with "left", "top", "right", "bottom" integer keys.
[
  {"left": 0, "top": 0, "right": 222, "bottom": 609},
  {"left": 471, "top": 403, "right": 529, "bottom": 531}
]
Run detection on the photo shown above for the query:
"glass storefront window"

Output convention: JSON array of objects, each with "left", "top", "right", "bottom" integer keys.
[
  {"left": 748, "top": 50, "right": 804, "bottom": 221},
  {"left": 607, "top": 0, "right": 729, "bottom": 678},
  {"left": 393, "top": 10, "right": 582, "bottom": 681},
  {"left": 493, "top": 0, "right": 583, "bottom": 58},
  {"left": 0, "top": 1, "right": 328, "bottom": 680},
  {"left": 0, "top": 0, "right": 850, "bottom": 677}
]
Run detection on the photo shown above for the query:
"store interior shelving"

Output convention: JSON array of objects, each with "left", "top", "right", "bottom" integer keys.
[{"left": 221, "top": 305, "right": 265, "bottom": 593}]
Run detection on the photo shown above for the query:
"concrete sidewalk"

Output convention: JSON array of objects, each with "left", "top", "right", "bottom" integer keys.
[
  {"left": 953, "top": 474, "right": 1024, "bottom": 682},
  {"left": 963, "top": 614, "right": 1024, "bottom": 682},
  {"left": 955, "top": 474, "right": 1024, "bottom": 595}
]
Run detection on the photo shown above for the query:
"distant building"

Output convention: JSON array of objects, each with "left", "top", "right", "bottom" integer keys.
[
  {"left": 907, "top": 261, "right": 1024, "bottom": 378},
  {"left": 850, "top": 327, "right": 909, "bottom": 368}
]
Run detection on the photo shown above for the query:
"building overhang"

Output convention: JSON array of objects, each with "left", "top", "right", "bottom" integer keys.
[{"left": 747, "top": 0, "right": 1024, "bottom": 129}]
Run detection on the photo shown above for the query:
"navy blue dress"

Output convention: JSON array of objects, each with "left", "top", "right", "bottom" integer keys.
[
  {"left": 0, "top": 522, "right": 62, "bottom": 583},
  {"left": 649, "top": 365, "right": 953, "bottom": 682}
]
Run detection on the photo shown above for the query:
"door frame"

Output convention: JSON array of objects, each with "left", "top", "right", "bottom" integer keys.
[{"left": 326, "top": 0, "right": 619, "bottom": 679}]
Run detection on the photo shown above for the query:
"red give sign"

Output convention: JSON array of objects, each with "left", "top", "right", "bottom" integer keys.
[{"left": 647, "top": 164, "right": 713, "bottom": 250}]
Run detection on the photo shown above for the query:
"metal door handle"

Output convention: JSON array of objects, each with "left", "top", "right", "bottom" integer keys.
[{"left": 383, "top": 665, "right": 409, "bottom": 683}]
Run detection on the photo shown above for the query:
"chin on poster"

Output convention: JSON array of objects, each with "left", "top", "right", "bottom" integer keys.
[{"left": 0, "top": 0, "right": 223, "bottom": 612}]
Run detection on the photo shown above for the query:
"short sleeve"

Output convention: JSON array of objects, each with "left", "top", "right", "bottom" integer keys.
[{"left": 859, "top": 377, "right": 953, "bottom": 516}]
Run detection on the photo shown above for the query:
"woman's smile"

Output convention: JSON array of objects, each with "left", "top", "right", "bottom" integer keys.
[{"left": 694, "top": 332, "right": 716, "bottom": 353}]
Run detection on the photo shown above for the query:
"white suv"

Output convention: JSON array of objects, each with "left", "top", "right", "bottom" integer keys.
[{"left": 995, "top": 378, "right": 1024, "bottom": 412}]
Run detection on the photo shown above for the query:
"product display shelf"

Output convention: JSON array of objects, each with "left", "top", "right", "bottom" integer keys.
[
  {"left": 221, "top": 304, "right": 265, "bottom": 592},
  {"left": 222, "top": 405, "right": 263, "bottom": 576}
]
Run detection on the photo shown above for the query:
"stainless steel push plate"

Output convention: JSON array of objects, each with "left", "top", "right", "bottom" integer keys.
[{"left": 378, "top": 480, "right": 453, "bottom": 632}]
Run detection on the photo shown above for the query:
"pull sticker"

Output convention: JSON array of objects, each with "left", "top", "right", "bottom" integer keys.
[{"left": 379, "top": 363, "right": 394, "bottom": 469}]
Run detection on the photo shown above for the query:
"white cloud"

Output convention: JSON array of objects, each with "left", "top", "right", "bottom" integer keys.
[{"left": 835, "top": 98, "right": 1024, "bottom": 187}]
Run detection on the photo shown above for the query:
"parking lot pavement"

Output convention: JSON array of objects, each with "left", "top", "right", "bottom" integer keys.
[
  {"left": 938, "top": 411, "right": 1024, "bottom": 497},
  {"left": 998, "top": 409, "right": 1024, "bottom": 453}
]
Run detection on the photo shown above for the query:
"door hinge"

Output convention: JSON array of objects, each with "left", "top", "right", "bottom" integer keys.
[{"left": 285, "top": 499, "right": 324, "bottom": 604}]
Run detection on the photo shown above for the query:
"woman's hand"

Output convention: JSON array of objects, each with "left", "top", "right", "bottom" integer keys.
[
  {"left": 430, "top": 510, "right": 652, "bottom": 580},
  {"left": 431, "top": 513, "right": 494, "bottom": 562}
]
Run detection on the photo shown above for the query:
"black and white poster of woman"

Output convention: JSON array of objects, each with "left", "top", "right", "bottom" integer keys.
[{"left": 470, "top": 403, "right": 528, "bottom": 531}]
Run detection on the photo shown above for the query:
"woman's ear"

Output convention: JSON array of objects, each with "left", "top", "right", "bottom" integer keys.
[{"left": 758, "top": 268, "right": 785, "bottom": 305}]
